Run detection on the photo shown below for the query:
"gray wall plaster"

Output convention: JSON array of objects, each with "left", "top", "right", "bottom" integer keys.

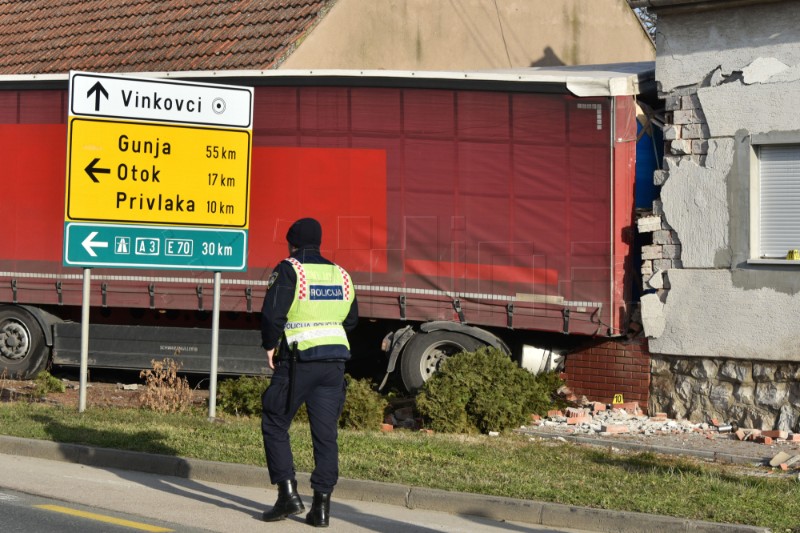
[
  {"left": 699, "top": 77, "right": 800, "bottom": 137},
  {"left": 659, "top": 139, "right": 732, "bottom": 268},
  {"left": 655, "top": 3, "right": 800, "bottom": 93},
  {"left": 648, "top": 269, "right": 800, "bottom": 361}
]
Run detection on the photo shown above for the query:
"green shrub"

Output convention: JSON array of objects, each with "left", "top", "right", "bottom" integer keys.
[
  {"left": 217, "top": 375, "right": 269, "bottom": 416},
  {"left": 415, "top": 346, "right": 563, "bottom": 434},
  {"left": 339, "top": 375, "right": 388, "bottom": 431},
  {"left": 217, "top": 374, "right": 385, "bottom": 428},
  {"left": 33, "top": 370, "right": 65, "bottom": 398}
]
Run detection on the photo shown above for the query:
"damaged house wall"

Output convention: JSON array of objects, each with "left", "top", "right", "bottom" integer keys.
[{"left": 637, "top": 0, "right": 800, "bottom": 431}]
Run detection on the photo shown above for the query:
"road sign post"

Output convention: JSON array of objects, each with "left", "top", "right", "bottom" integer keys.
[{"left": 64, "top": 71, "right": 253, "bottom": 415}]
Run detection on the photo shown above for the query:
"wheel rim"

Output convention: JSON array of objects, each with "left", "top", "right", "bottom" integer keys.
[
  {"left": 0, "top": 319, "right": 31, "bottom": 361},
  {"left": 418, "top": 340, "right": 467, "bottom": 380}
]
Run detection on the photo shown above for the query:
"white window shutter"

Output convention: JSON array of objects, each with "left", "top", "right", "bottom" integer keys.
[{"left": 759, "top": 144, "right": 800, "bottom": 258}]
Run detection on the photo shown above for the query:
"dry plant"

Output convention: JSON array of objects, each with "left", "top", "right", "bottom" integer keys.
[
  {"left": 0, "top": 368, "right": 16, "bottom": 402},
  {"left": 139, "top": 358, "right": 193, "bottom": 413}
]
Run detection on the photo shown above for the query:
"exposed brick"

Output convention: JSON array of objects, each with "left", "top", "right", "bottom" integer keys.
[
  {"left": 614, "top": 402, "right": 640, "bottom": 414},
  {"left": 641, "top": 244, "right": 662, "bottom": 260},
  {"left": 681, "top": 94, "right": 701, "bottom": 110},
  {"left": 673, "top": 108, "right": 705, "bottom": 125},
  {"left": 763, "top": 430, "right": 789, "bottom": 440},
  {"left": 381, "top": 423, "right": 394, "bottom": 432},
  {"left": 663, "top": 124, "right": 680, "bottom": 141},
  {"left": 665, "top": 95, "right": 682, "bottom": 111},
  {"left": 602, "top": 425, "right": 630, "bottom": 434},
  {"left": 682, "top": 122, "right": 710, "bottom": 139},
  {"left": 567, "top": 415, "right": 592, "bottom": 425},
  {"left": 637, "top": 216, "right": 662, "bottom": 233},
  {"left": 547, "top": 410, "right": 563, "bottom": 418},
  {"left": 788, "top": 434, "right": 800, "bottom": 442}
]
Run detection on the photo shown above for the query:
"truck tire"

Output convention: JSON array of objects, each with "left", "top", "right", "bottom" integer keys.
[
  {"left": 400, "top": 331, "right": 484, "bottom": 393},
  {"left": 0, "top": 307, "right": 49, "bottom": 379}
]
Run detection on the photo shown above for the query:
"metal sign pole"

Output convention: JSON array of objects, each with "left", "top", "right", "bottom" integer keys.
[
  {"left": 79, "top": 268, "right": 91, "bottom": 413},
  {"left": 208, "top": 272, "right": 222, "bottom": 419}
]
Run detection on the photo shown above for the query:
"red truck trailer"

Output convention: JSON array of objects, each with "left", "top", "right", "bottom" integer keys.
[{"left": 0, "top": 63, "right": 656, "bottom": 391}]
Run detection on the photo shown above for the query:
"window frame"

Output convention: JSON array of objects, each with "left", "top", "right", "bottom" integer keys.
[{"left": 748, "top": 132, "right": 800, "bottom": 265}]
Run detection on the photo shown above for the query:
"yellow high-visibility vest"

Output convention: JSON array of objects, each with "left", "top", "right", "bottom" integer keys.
[{"left": 283, "top": 257, "right": 354, "bottom": 360}]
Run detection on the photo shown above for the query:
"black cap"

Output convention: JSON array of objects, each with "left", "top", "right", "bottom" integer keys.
[{"left": 286, "top": 217, "right": 322, "bottom": 248}]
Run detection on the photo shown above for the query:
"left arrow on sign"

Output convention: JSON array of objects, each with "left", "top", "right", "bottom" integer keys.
[
  {"left": 82, "top": 231, "right": 108, "bottom": 257},
  {"left": 87, "top": 81, "right": 109, "bottom": 112},
  {"left": 85, "top": 158, "right": 110, "bottom": 183}
]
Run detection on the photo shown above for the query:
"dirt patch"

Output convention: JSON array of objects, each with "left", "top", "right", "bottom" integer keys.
[{"left": 0, "top": 374, "right": 210, "bottom": 410}]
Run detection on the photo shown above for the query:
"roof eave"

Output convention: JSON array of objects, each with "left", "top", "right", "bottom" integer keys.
[
  {"left": 0, "top": 63, "right": 655, "bottom": 98},
  {"left": 628, "top": 0, "right": 788, "bottom": 14}
]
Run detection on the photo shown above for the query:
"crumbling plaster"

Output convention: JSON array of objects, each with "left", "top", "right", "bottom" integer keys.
[
  {"left": 655, "top": 4, "right": 800, "bottom": 93},
  {"left": 643, "top": 1, "right": 800, "bottom": 363},
  {"left": 659, "top": 138, "right": 731, "bottom": 268}
]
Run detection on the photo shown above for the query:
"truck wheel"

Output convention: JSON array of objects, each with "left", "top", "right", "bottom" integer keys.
[
  {"left": 0, "top": 307, "right": 48, "bottom": 379},
  {"left": 400, "top": 331, "right": 484, "bottom": 393}
]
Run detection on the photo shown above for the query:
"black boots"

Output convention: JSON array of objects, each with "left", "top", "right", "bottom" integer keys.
[
  {"left": 262, "top": 479, "right": 305, "bottom": 521},
  {"left": 305, "top": 490, "right": 331, "bottom": 527}
]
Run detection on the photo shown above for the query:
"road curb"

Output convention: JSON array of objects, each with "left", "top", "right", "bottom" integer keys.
[{"left": 0, "top": 435, "right": 769, "bottom": 533}]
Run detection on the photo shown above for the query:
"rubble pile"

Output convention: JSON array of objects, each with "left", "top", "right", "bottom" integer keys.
[{"left": 518, "top": 402, "right": 800, "bottom": 471}]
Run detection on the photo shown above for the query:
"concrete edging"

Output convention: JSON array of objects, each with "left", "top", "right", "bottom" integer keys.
[{"left": 0, "top": 435, "right": 769, "bottom": 533}]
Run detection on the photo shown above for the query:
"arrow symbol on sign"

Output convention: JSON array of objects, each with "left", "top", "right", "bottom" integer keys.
[
  {"left": 82, "top": 231, "right": 108, "bottom": 257},
  {"left": 85, "top": 158, "right": 110, "bottom": 183},
  {"left": 87, "top": 81, "right": 109, "bottom": 112}
]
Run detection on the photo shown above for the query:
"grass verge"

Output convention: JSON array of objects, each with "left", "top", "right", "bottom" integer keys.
[{"left": 0, "top": 402, "right": 798, "bottom": 531}]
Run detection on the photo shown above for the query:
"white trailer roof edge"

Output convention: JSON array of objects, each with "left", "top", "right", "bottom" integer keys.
[{"left": 0, "top": 61, "right": 655, "bottom": 97}]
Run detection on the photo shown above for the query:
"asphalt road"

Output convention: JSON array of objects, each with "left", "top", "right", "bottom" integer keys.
[
  {"left": 0, "top": 451, "right": 590, "bottom": 533},
  {"left": 0, "top": 487, "right": 208, "bottom": 533}
]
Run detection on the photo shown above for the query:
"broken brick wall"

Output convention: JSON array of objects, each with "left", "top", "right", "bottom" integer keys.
[{"left": 562, "top": 337, "right": 650, "bottom": 411}]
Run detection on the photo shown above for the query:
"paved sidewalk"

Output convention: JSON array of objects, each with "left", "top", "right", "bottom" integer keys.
[{"left": 0, "top": 435, "right": 769, "bottom": 533}]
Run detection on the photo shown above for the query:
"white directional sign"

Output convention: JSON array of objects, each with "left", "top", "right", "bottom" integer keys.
[
  {"left": 64, "top": 71, "right": 253, "bottom": 272},
  {"left": 70, "top": 71, "right": 253, "bottom": 128}
]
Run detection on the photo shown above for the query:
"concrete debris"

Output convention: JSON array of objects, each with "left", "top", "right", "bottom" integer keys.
[
  {"left": 769, "top": 451, "right": 793, "bottom": 467},
  {"left": 528, "top": 405, "right": 702, "bottom": 437},
  {"left": 519, "top": 403, "right": 800, "bottom": 471}
]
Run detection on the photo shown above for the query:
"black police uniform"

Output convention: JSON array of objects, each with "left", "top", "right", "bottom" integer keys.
[{"left": 259, "top": 218, "right": 358, "bottom": 526}]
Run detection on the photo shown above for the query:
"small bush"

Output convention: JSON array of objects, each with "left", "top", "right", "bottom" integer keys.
[
  {"left": 218, "top": 375, "right": 269, "bottom": 416},
  {"left": 339, "top": 375, "right": 388, "bottom": 431},
  {"left": 415, "top": 346, "right": 563, "bottom": 434},
  {"left": 33, "top": 370, "right": 65, "bottom": 398},
  {"left": 139, "top": 358, "right": 193, "bottom": 413},
  {"left": 216, "top": 374, "right": 386, "bottom": 429}
]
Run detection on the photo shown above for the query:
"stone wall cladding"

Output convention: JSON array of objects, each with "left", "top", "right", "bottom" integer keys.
[
  {"left": 650, "top": 354, "right": 800, "bottom": 432},
  {"left": 563, "top": 337, "right": 650, "bottom": 409}
]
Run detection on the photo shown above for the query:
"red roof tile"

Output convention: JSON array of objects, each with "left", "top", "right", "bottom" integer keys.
[{"left": 0, "top": 0, "right": 335, "bottom": 75}]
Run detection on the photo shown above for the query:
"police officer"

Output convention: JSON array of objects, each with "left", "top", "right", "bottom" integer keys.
[{"left": 260, "top": 217, "right": 358, "bottom": 528}]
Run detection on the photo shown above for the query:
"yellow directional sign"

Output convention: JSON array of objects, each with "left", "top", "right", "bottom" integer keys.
[{"left": 66, "top": 117, "right": 251, "bottom": 228}]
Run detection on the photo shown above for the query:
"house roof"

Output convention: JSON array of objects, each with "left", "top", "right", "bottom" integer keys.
[
  {"left": 0, "top": 0, "right": 335, "bottom": 75},
  {"left": 628, "top": 0, "right": 787, "bottom": 13}
]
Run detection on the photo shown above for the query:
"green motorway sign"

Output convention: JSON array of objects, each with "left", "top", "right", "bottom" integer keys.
[{"left": 64, "top": 222, "right": 247, "bottom": 271}]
